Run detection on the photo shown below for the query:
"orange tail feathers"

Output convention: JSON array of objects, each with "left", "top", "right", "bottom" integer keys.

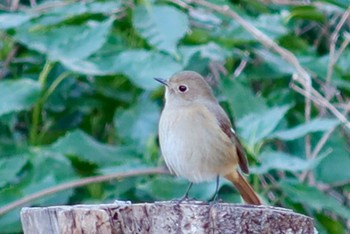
[{"left": 225, "top": 171, "right": 261, "bottom": 205}]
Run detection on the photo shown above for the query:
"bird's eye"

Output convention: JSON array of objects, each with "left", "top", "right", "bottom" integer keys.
[{"left": 178, "top": 85, "right": 188, "bottom": 93}]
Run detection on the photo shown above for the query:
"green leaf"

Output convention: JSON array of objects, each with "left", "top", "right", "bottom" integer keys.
[
  {"left": 251, "top": 151, "right": 324, "bottom": 174},
  {"left": 237, "top": 105, "right": 290, "bottom": 147},
  {"left": 0, "top": 155, "right": 27, "bottom": 187},
  {"left": 320, "top": 0, "right": 350, "bottom": 8},
  {"left": 61, "top": 54, "right": 119, "bottom": 75},
  {"left": 272, "top": 118, "right": 340, "bottom": 140},
  {"left": 64, "top": 50, "right": 182, "bottom": 90},
  {"left": 189, "top": 8, "right": 221, "bottom": 29},
  {"left": 0, "top": 79, "right": 41, "bottom": 116},
  {"left": 47, "top": 130, "right": 139, "bottom": 166},
  {"left": 301, "top": 55, "right": 344, "bottom": 81},
  {"left": 138, "top": 175, "right": 216, "bottom": 201},
  {"left": 280, "top": 180, "right": 350, "bottom": 220},
  {"left": 0, "top": 13, "right": 34, "bottom": 29},
  {"left": 255, "top": 49, "right": 294, "bottom": 75},
  {"left": 287, "top": 6, "right": 325, "bottom": 23},
  {"left": 115, "top": 50, "right": 183, "bottom": 90},
  {"left": 315, "top": 131, "right": 350, "bottom": 183},
  {"left": 15, "top": 18, "right": 114, "bottom": 61},
  {"left": 252, "top": 14, "right": 288, "bottom": 39},
  {"left": 316, "top": 213, "right": 347, "bottom": 234},
  {"left": 221, "top": 79, "right": 267, "bottom": 119},
  {"left": 47, "top": 1, "right": 122, "bottom": 16},
  {"left": 0, "top": 209, "right": 22, "bottom": 233},
  {"left": 114, "top": 97, "right": 160, "bottom": 150},
  {"left": 133, "top": 5, "right": 189, "bottom": 55},
  {"left": 211, "top": 20, "right": 253, "bottom": 43},
  {"left": 180, "top": 42, "right": 229, "bottom": 66},
  {"left": 28, "top": 150, "right": 76, "bottom": 183}
]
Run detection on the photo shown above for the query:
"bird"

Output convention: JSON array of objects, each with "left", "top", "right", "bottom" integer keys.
[{"left": 155, "top": 71, "right": 261, "bottom": 205}]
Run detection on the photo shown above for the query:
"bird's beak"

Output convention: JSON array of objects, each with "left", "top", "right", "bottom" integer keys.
[{"left": 154, "top": 77, "right": 168, "bottom": 86}]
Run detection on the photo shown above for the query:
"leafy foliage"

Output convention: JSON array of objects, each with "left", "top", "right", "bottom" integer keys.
[{"left": 0, "top": 0, "right": 349, "bottom": 233}]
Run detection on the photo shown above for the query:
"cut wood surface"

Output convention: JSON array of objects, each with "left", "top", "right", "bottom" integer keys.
[{"left": 21, "top": 200, "right": 314, "bottom": 234}]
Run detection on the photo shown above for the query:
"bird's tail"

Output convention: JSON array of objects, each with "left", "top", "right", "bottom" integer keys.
[{"left": 225, "top": 171, "right": 261, "bottom": 205}]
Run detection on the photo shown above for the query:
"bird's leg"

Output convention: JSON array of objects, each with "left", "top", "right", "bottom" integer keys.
[
  {"left": 171, "top": 182, "right": 196, "bottom": 204},
  {"left": 180, "top": 182, "right": 193, "bottom": 201},
  {"left": 211, "top": 175, "right": 221, "bottom": 202}
]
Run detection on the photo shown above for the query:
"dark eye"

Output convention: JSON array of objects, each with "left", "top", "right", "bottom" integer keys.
[{"left": 178, "top": 85, "right": 187, "bottom": 92}]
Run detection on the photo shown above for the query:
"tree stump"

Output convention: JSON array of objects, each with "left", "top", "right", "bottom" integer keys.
[{"left": 20, "top": 201, "right": 315, "bottom": 234}]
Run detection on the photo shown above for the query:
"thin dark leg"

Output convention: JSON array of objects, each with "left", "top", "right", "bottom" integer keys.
[
  {"left": 211, "top": 175, "right": 220, "bottom": 202},
  {"left": 181, "top": 182, "right": 193, "bottom": 200},
  {"left": 171, "top": 182, "right": 194, "bottom": 204}
]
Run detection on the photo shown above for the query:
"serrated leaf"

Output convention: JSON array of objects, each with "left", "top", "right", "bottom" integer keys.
[
  {"left": 221, "top": 79, "right": 268, "bottom": 119},
  {"left": 0, "top": 79, "right": 41, "bottom": 116},
  {"left": 34, "top": 1, "right": 122, "bottom": 26},
  {"left": 47, "top": 1, "right": 121, "bottom": 16},
  {"left": 115, "top": 50, "right": 183, "bottom": 90},
  {"left": 211, "top": 20, "right": 253, "bottom": 42},
  {"left": 252, "top": 14, "right": 288, "bottom": 39},
  {"left": 133, "top": 5, "right": 189, "bottom": 55},
  {"left": 250, "top": 151, "right": 324, "bottom": 174},
  {"left": 0, "top": 13, "right": 34, "bottom": 29},
  {"left": 280, "top": 180, "right": 350, "bottom": 220},
  {"left": 180, "top": 42, "right": 229, "bottom": 66},
  {"left": 0, "top": 156, "right": 27, "bottom": 187},
  {"left": 237, "top": 105, "right": 290, "bottom": 147},
  {"left": 189, "top": 8, "right": 221, "bottom": 28},
  {"left": 272, "top": 118, "right": 340, "bottom": 140},
  {"left": 114, "top": 97, "right": 160, "bottom": 150},
  {"left": 255, "top": 49, "right": 294, "bottom": 75},
  {"left": 315, "top": 131, "right": 350, "bottom": 183},
  {"left": 47, "top": 130, "right": 139, "bottom": 166},
  {"left": 15, "top": 18, "right": 114, "bottom": 61},
  {"left": 28, "top": 150, "right": 76, "bottom": 183},
  {"left": 61, "top": 54, "right": 118, "bottom": 75},
  {"left": 63, "top": 50, "right": 182, "bottom": 90}
]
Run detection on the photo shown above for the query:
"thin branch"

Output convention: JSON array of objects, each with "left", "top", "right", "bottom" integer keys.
[
  {"left": 20, "top": 0, "right": 79, "bottom": 12},
  {"left": 0, "top": 45, "right": 19, "bottom": 80},
  {"left": 0, "top": 166, "right": 169, "bottom": 216},
  {"left": 260, "top": 0, "right": 314, "bottom": 5},
  {"left": 311, "top": 129, "right": 335, "bottom": 158},
  {"left": 29, "top": 0, "right": 37, "bottom": 7},
  {"left": 10, "top": 0, "right": 19, "bottom": 11},
  {"left": 259, "top": 175, "right": 276, "bottom": 202},
  {"left": 180, "top": 0, "right": 350, "bottom": 130},
  {"left": 333, "top": 33, "right": 350, "bottom": 63},
  {"left": 232, "top": 58, "right": 248, "bottom": 79},
  {"left": 327, "top": 179, "right": 350, "bottom": 190},
  {"left": 325, "top": 7, "right": 350, "bottom": 100},
  {"left": 290, "top": 83, "right": 330, "bottom": 109},
  {"left": 312, "top": 104, "right": 350, "bottom": 158},
  {"left": 169, "top": 0, "right": 192, "bottom": 9},
  {"left": 299, "top": 148, "right": 333, "bottom": 183}
]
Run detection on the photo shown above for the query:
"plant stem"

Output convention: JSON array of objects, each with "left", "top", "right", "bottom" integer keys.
[
  {"left": 41, "top": 71, "right": 71, "bottom": 103},
  {"left": 29, "top": 60, "right": 54, "bottom": 145},
  {"left": 37, "top": 71, "right": 71, "bottom": 142}
]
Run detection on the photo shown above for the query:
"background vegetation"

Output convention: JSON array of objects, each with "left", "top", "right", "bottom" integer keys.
[{"left": 0, "top": 0, "right": 349, "bottom": 233}]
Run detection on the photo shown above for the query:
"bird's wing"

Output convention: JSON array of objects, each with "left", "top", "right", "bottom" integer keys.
[{"left": 205, "top": 102, "right": 249, "bottom": 174}]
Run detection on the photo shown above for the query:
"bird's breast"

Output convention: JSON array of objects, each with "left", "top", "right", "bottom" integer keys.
[{"left": 158, "top": 104, "right": 238, "bottom": 183}]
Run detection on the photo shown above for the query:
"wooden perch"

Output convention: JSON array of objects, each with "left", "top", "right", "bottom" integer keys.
[{"left": 21, "top": 201, "right": 314, "bottom": 233}]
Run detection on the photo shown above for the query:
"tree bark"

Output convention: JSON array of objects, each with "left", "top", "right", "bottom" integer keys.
[{"left": 21, "top": 201, "right": 314, "bottom": 234}]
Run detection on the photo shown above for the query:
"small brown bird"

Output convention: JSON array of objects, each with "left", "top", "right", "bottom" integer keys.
[{"left": 155, "top": 71, "right": 261, "bottom": 205}]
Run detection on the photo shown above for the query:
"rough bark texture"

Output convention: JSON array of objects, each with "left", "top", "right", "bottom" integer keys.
[{"left": 21, "top": 201, "right": 314, "bottom": 234}]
